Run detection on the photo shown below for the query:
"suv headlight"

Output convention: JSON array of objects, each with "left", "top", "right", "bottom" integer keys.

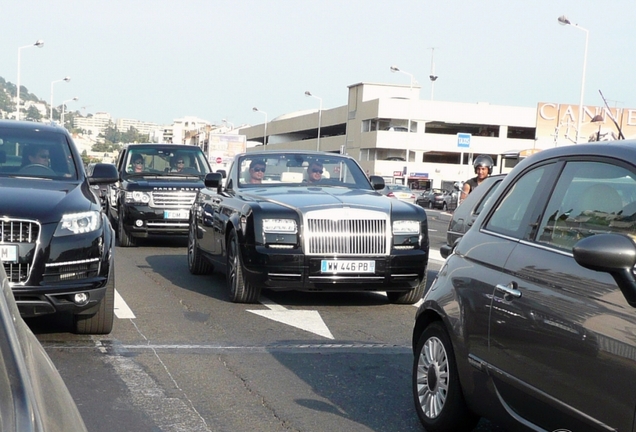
[
  {"left": 54, "top": 211, "right": 102, "bottom": 236},
  {"left": 125, "top": 191, "right": 151, "bottom": 204},
  {"left": 262, "top": 219, "right": 297, "bottom": 233},
  {"left": 392, "top": 220, "right": 420, "bottom": 235}
]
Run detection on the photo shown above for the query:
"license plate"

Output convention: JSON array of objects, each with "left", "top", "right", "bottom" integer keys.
[
  {"left": 164, "top": 209, "right": 189, "bottom": 220},
  {"left": 321, "top": 260, "right": 375, "bottom": 274},
  {"left": 0, "top": 245, "right": 18, "bottom": 263}
]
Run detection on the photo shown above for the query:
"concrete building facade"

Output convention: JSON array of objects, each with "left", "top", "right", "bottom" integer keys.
[{"left": 239, "top": 82, "right": 537, "bottom": 190}]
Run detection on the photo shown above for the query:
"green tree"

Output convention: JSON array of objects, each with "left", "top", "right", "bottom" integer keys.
[{"left": 25, "top": 106, "right": 42, "bottom": 121}]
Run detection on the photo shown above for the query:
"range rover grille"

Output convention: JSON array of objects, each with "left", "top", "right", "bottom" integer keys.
[
  {"left": 1, "top": 219, "right": 39, "bottom": 284},
  {"left": 305, "top": 209, "right": 388, "bottom": 255},
  {"left": 150, "top": 190, "right": 197, "bottom": 208}
]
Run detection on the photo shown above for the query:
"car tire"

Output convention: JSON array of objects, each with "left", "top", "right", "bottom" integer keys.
[
  {"left": 73, "top": 263, "right": 115, "bottom": 335},
  {"left": 227, "top": 229, "right": 260, "bottom": 303},
  {"left": 188, "top": 220, "right": 213, "bottom": 274},
  {"left": 387, "top": 273, "right": 427, "bottom": 304},
  {"left": 118, "top": 211, "right": 136, "bottom": 247},
  {"left": 413, "top": 322, "right": 479, "bottom": 432}
]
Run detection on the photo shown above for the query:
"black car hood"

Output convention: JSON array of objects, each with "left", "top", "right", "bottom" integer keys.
[
  {"left": 0, "top": 178, "right": 93, "bottom": 224},
  {"left": 239, "top": 186, "right": 416, "bottom": 213}
]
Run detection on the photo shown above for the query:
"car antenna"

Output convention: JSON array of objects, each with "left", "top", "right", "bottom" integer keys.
[{"left": 599, "top": 89, "right": 625, "bottom": 140}]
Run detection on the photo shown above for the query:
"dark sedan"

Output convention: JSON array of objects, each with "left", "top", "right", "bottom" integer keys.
[
  {"left": 412, "top": 141, "right": 636, "bottom": 431},
  {"left": 416, "top": 188, "right": 445, "bottom": 209},
  {"left": 188, "top": 151, "right": 429, "bottom": 304}
]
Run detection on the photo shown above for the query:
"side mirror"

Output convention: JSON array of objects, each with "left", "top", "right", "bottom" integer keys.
[
  {"left": 204, "top": 172, "right": 224, "bottom": 193},
  {"left": 216, "top": 169, "right": 227, "bottom": 178},
  {"left": 88, "top": 163, "right": 118, "bottom": 184},
  {"left": 573, "top": 233, "right": 636, "bottom": 307},
  {"left": 369, "top": 175, "right": 385, "bottom": 191}
]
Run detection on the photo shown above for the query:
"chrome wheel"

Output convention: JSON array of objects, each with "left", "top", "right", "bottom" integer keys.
[
  {"left": 416, "top": 336, "right": 449, "bottom": 418},
  {"left": 412, "top": 322, "right": 478, "bottom": 431}
]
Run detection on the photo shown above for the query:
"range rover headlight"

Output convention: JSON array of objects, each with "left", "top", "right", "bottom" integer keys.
[
  {"left": 125, "top": 191, "right": 151, "bottom": 204},
  {"left": 392, "top": 220, "right": 420, "bottom": 235},
  {"left": 54, "top": 211, "right": 102, "bottom": 236},
  {"left": 262, "top": 219, "right": 297, "bottom": 233}
]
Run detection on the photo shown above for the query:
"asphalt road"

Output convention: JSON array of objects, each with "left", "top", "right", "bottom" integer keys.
[{"left": 30, "top": 208, "right": 507, "bottom": 432}]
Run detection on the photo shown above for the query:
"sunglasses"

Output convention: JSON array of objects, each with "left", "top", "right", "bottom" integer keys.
[
  {"left": 177, "top": 160, "right": 184, "bottom": 164},
  {"left": 37, "top": 153, "right": 50, "bottom": 159},
  {"left": 134, "top": 160, "right": 144, "bottom": 165},
  {"left": 311, "top": 168, "right": 323, "bottom": 174},
  {"left": 252, "top": 167, "right": 266, "bottom": 173}
]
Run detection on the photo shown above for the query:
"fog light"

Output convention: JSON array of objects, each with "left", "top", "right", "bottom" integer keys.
[
  {"left": 73, "top": 293, "right": 89, "bottom": 306},
  {"left": 135, "top": 219, "right": 144, "bottom": 227}
]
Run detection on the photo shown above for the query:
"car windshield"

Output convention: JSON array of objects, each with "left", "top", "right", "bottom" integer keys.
[
  {"left": 236, "top": 153, "right": 372, "bottom": 189},
  {"left": 123, "top": 146, "right": 211, "bottom": 178},
  {"left": 0, "top": 128, "right": 78, "bottom": 180}
]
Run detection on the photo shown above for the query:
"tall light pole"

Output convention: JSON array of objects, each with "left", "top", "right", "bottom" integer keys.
[
  {"left": 428, "top": 48, "right": 439, "bottom": 101},
  {"left": 222, "top": 118, "right": 234, "bottom": 131},
  {"left": 16, "top": 39, "right": 44, "bottom": 121},
  {"left": 60, "top": 97, "right": 78, "bottom": 127},
  {"left": 558, "top": 15, "right": 589, "bottom": 144},
  {"left": 390, "top": 65, "right": 416, "bottom": 184},
  {"left": 252, "top": 107, "right": 268, "bottom": 146},
  {"left": 50, "top": 76, "right": 71, "bottom": 122},
  {"left": 305, "top": 91, "right": 323, "bottom": 151}
]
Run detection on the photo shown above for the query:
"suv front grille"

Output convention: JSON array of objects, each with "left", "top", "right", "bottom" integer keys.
[
  {"left": 1, "top": 219, "right": 40, "bottom": 284},
  {"left": 150, "top": 190, "right": 197, "bottom": 208},
  {"left": 304, "top": 209, "right": 389, "bottom": 256}
]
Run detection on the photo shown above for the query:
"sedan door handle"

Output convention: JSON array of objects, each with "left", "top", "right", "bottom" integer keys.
[{"left": 495, "top": 282, "right": 521, "bottom": 300}]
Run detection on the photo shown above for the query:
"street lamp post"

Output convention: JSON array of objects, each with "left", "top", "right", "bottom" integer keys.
[
  {"left": 50, "top": 76, "right": 71, "bottom": 122},
  {"left": 558, "top": 15, "right": 589, "bottom": 144},
  {"left": 390, "top": 65, "right": 416, "bottom": 184},
  {"left": 60, "top": 97, "right": 79, "bottom": 127},
  {"left": 429, "top": 48, "right": 439, "bottom": 101},
  {"left": 252, "top": 107, "right": 268, "bottom": 146},
  {"left": 304, "top": 91, "right": 323, "bottom": 151},
  {"left": 16, "top": 39, "right": 44, "bottom": 121},
  {"left": 222, "top": 118, "right": 234, "bottom": 132}
]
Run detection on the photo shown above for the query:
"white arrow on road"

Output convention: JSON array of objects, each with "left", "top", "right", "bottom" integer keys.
[{"left": 247, "top": 296, "right": 334, "bottom": 339}]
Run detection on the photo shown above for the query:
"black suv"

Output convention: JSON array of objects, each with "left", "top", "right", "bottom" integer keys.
[
  {"left": 0, "top": 120, "right": 118, "bottom": 334},
  {"left": 107, "top": 143, "right": 212, "bottom": 246}
]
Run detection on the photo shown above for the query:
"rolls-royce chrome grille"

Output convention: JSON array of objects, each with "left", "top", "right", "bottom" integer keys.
[
  {"left": 150, "top": 190, "right": 197, "bottom": 208},
  {"left": 0, "top": 219, "right": 40, "bottom": 284},
  {"left": 304, "top": 209, "right": 389, "bottom": 256}
]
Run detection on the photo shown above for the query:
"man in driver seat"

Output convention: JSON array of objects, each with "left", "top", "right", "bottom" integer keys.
[{"left": 22, "top": 145, "right": 51, "bottom": 167}]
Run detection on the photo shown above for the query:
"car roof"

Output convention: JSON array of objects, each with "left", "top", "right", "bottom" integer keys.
[
  {"left": 0, "top": 119, "right": 70, "bottom": 135},
  {"left": 516, "top": 141, "right": 636, "bottom": 169}
]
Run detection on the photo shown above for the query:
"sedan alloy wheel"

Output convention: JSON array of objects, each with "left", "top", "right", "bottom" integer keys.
[{"left": 413, "top": 322, "right": 478, "bottom": 431}]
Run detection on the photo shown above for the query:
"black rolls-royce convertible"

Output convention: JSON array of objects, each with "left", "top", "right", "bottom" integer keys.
[{"left": 188, "top": 151, "right": 429, "bottom": 304}]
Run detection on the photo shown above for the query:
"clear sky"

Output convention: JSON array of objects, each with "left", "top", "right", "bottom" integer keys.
[{"left": 1, "top": 0, "right": 634, "bottom": 128}]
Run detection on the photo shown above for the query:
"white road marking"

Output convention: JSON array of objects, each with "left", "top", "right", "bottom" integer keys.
[
  {"left": 114, "top": 289, "right": 136, "bottom": 319},
  {"left": 248, "top": 296, "right": 334, "bottom": 339},
  {"left": 429, "top": 249, "right": 445, "bottom": 263}
]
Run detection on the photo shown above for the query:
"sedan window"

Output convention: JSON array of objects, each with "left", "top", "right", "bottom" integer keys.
[
  {"left": 537, "top": 161, "right": 636, "bottom": 250},
  {"left": 485, "top": 166, "right": 548, "bottom": 239}
]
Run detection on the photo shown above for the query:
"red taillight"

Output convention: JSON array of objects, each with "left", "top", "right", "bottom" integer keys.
[{"left": 387, "top": 192, "right": 396, "bottom": 198}]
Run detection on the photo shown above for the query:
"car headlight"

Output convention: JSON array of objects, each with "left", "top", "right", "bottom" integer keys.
[
  {"left": 392, "top": 220, "right": 420, "bottom": 235},
  {"left": 125, "top": 191, "right": 151, "bottom": 204},
  {"left": 54, "top": 211, "right": 102, "bottom": 236},
  {"left": 262, "top": 219, "right": 297, "bottom": 233}
]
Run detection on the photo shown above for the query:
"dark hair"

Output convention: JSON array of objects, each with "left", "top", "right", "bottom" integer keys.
[
  {"left": 132, "top": 154, "right": 144, "bottom": 162},
  {"left": 249, "top": 159, "right": 266, "bottom": 169}
]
